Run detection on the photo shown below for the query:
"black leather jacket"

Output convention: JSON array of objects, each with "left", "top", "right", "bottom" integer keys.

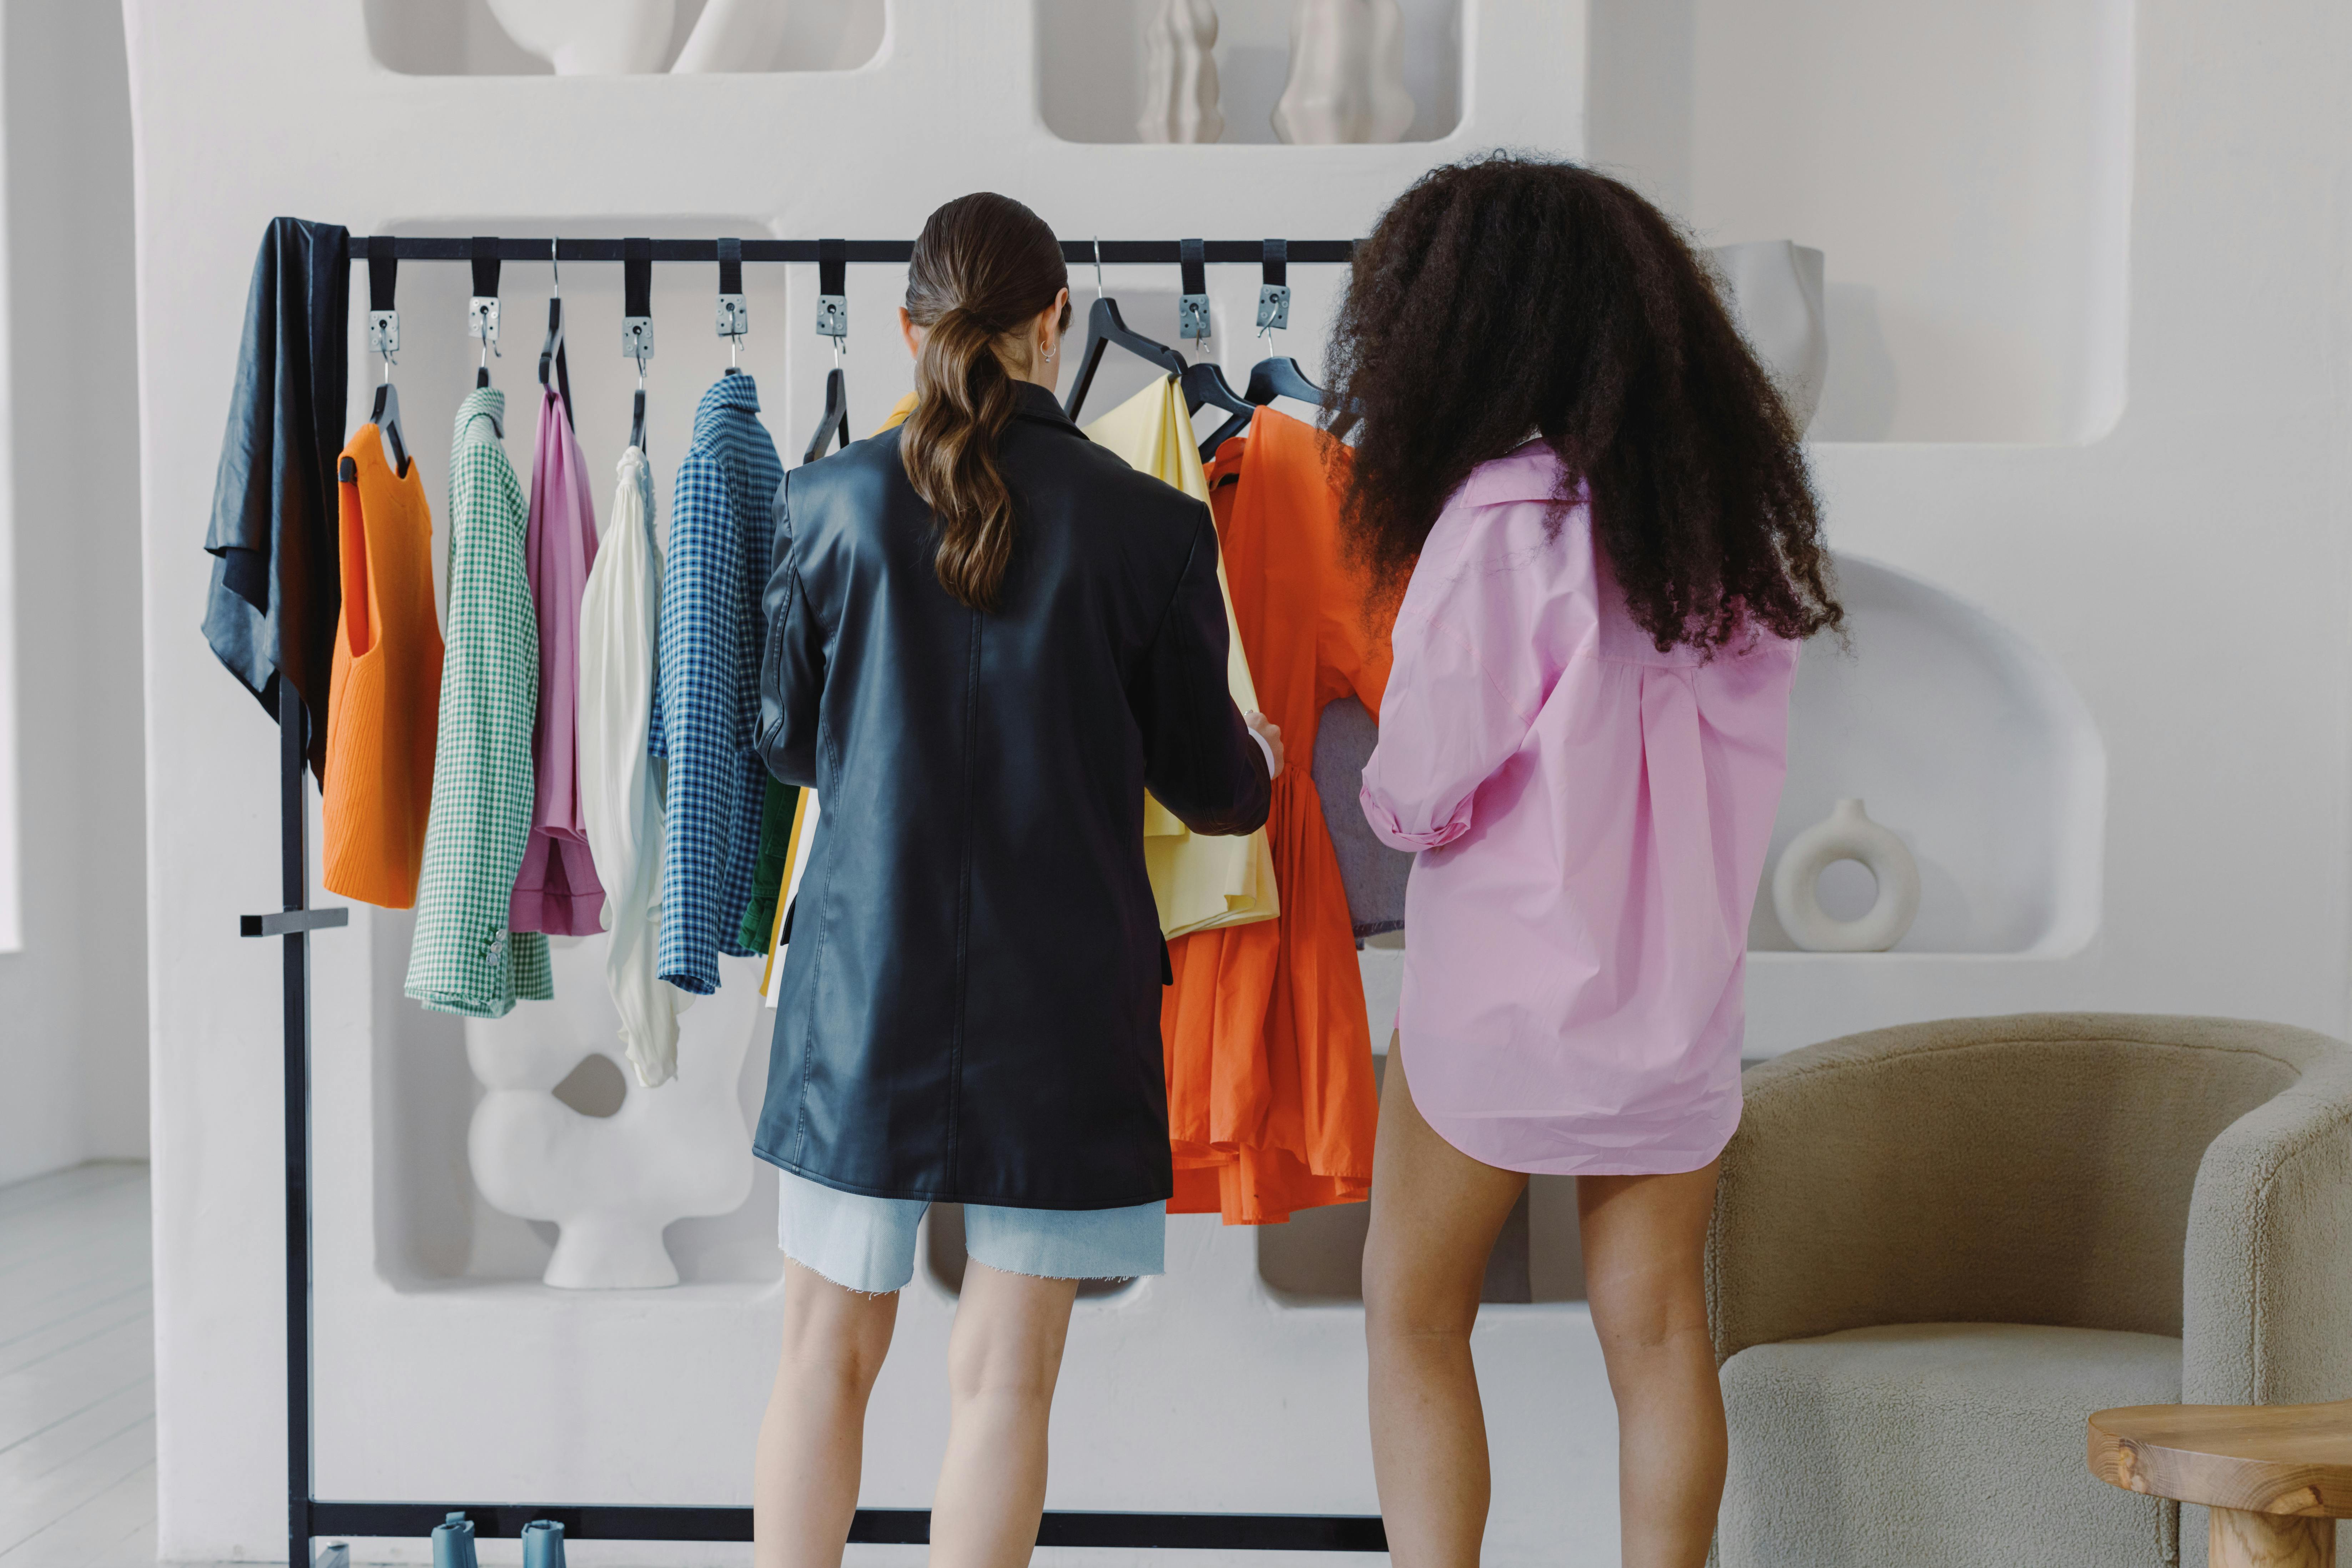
[{"left": 753, "top": 382, "right": 1270, "bottom": 1208}]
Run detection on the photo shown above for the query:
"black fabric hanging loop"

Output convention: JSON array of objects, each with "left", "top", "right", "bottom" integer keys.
[
  {"left": 359, "top": 243, "right": 409, "bottom": 474},
  {"left": 539, "top": 240, "right": 573, "bottom": 426},
  {"left": 624, "top": 237, "right": 653, "bottom": 452},
  {"left": 804, "top": 238, "right": 851, "bottom": 459},
  {"left": 717, "top": 236, "right": 748, "bottom": 372},
  {"left": 1178, "top": 237, "right": 1210, "bottom": 343},
  {"left": 366, "top": 248, "right": 398, "bottom": 364},
  {"left": 468, "top": 236, "right": 502, "bottom": 387},
  {"left": 1257, "top": 239, "right": 1290, "bottom": 336},
  {"left": 816, "top": 237, "right": 847, "bottom": 352}
]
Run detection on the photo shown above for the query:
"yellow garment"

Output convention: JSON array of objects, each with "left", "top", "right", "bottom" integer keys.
[
  {"left": 1083, "top": 378, "right": 1278, "bottom": 937},
  {"left": 872, "top": 384, "right": 1277, "bottom": 937}
]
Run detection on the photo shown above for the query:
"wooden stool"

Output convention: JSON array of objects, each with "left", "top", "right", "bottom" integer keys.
[{"left": 2089, "top": 1399, "right": 2352, "bottom": 1568}]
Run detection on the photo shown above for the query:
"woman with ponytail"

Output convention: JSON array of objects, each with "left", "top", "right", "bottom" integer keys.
[{"left": 750, "top": 192, "right": 1282, "bottom": 1568}]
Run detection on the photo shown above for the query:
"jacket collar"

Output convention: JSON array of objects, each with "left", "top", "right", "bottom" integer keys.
[
  {"left": 1013, "top": 379, "right": 1081, "bottom": 434},
  {"left": 693, "top": 371, "right": 762, "bottom": 442},
  {"left": 455, "top": 385, "right": 505, "bottom": 441}
]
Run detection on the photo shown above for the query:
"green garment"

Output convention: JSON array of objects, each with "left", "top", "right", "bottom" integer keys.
[
  {"left": 736, "top": 775, "right": 800, "bottom": 954},
  {"left": 406, "top": 389, "right": 552, "bottom": 1016}
]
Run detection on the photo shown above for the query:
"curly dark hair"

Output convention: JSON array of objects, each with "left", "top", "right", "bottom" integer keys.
[{"left": 1325, "top": 153, "right": 1842, "bottom": 654}]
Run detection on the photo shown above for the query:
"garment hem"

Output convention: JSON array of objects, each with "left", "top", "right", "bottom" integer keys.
[
  {"left": 777, "top": 1245, "right": 910, "bottom": 1297},
  {"left": 1415, "top": 1103, "right": 1740, "bottom": 1178},
  {"left": 755, "top": 1146, "right": 1175, "bottom": 1212}
]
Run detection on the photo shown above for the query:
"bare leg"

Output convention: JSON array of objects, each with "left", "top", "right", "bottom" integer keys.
[
  {"left": 929, "top": 1261, "right": 1079, "bottom": 1568},
  {"left": 754, "top": 1258, "right": 901, "bottom": 1568},
  {"left": 1578, "top": 1161, "right": 1726, "bottom": 1568},
  {"left": 1362, "top": 1043, "right": 1530, "bottom": 1568}
]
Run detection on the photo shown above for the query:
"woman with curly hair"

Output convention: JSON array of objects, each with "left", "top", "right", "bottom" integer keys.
[{"left": 1346, "top": 156, "right": 1842, "bottom": 1568}]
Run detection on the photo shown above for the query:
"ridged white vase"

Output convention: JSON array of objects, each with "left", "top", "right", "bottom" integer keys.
[
  {"left": 482, "top": 0, "right": 676, "bottom": 74},
  {"left": 1273, "top": 0, "right": 1414, "bottom": 145},
  {"left": 1138, "top": 0, "right": 1224, "bottom": 144},
  {"left": 1771, "top": 798, "right": 1920, "bottom": 953}
]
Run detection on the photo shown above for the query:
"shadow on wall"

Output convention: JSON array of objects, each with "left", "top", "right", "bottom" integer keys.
[
  {"left": 363, "top": 0, "right": 884, "bottom": 74},
  {"left": 1810, "top": 282, "right": 1898, "bottom": 441}
]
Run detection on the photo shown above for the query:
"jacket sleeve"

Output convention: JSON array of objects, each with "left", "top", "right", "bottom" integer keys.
[
  {"left": 757, "top": 473, "right": 826, "bottom": 790},
  {"left": 1133, "top": 511, "right": 1270, "bottom": 837}
]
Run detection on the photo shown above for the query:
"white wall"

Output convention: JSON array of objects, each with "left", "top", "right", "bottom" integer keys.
[
  {"left": 120, "top": 0, "right": 2352, "bottom": 1561},
  {"left": 0, "top": 0, "right": 148, "bottom": 1186}
]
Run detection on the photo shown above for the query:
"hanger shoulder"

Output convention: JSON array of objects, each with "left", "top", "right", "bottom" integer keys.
[
  {"left": 1246, "top": 356, "right": 1327, "bottom": 409},
  {"left": 802, "top": 366, "right": 849, "bottom": 465},
  {"left": 1066, "top": 295, "right": 1190, "bottom": 419},
  {"left": 372, "top": 381, "right": 410, "bottom": 478}
]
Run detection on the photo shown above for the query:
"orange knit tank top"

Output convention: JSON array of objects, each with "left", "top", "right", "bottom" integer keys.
[{"left": 322, "top": 429, "right": 444, "bottom": 907}]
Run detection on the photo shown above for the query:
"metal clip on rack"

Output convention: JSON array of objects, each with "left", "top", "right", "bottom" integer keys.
[{"left": 253, "top": 230, "right": 1372, "bottom": 1568}]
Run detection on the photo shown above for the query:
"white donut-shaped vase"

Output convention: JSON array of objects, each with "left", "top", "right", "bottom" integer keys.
[{"left": 1770, "top": 798, "right": 1920, "bottom": 953}]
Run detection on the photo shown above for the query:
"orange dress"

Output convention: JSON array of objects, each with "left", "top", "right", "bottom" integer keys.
[
  {"left": 322, "top": 429, "right": 443, "bottom": 907},
  {"left": 1165, "top": 407, "right": 1392, "bottom": 1223}
]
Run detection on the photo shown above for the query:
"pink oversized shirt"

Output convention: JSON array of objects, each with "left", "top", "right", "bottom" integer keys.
[
  {"left": 510, "top": 383, "right": 606, "bottom": 935},
  {"left": 1359, "top": 442, "right": 1798, "bottom": 1175}
]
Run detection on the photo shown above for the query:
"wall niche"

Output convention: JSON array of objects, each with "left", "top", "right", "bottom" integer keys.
[
  {"left": 1038, "top": 0, "right": 1462, "bottom": 145},
  {"left": 363, "top": 0, "right": 883, "bottom": 75},
  {"left": 1588, "top": 0, "right": 2135, "bottom": 443}
]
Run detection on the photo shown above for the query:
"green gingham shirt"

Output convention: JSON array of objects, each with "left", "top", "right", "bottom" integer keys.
[{"left": 405, "top": 389, "right": 552, "bottom": 1016}]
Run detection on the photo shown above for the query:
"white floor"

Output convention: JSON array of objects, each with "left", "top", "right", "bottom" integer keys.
[{"left": 0, "top": 1163, "right": 161, "bottom": 1568}]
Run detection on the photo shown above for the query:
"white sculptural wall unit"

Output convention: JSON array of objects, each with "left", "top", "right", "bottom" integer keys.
[{"left": 152, "top": 1, "right": 2352, "bottom": 1564}]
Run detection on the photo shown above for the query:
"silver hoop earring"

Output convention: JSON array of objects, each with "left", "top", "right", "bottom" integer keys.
[{"left": 1040, "top": 340, "right": 1059, "bottom": 362}]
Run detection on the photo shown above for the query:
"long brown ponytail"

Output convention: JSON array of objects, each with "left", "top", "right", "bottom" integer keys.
[{"left": 901, "top": 193, "right": 1071, "bottom": 611}]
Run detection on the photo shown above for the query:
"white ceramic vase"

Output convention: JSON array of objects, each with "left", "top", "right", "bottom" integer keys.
[
  {"left": 1707, "top": 240, "right": 1828, "bottom": 435},
  {"left": 672, "top": 0, "right": 792, "bottom": 74},
  {"left": 483, "top": 0, "right": 676, "bottom": 74},
  {"left": 1770, "top": 798, "right": 1920, "bottom": 953},
  {"left": 465, "top": 937, "right": 759, "bottom": 1288},
  {"left": 1272, "top": 0, "right": 1414, "bottom": 146},
  {"left": 1137, "top": 0, "right": 1224, "bottom": 144}
]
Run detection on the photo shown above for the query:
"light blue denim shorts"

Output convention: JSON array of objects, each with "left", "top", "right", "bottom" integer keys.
[{"left": 776, "top": 1169, "right": 1166, "bottom": 1294}]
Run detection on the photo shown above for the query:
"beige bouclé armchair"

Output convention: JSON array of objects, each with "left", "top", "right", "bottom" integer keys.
[{"left": 1706, "top": 1013, "right": 2352, "bottom": 1568}]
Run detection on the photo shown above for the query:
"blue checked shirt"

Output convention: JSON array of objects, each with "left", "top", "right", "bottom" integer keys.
[{"left": 654, "top": 374, "right": 785, "bottom": 994}]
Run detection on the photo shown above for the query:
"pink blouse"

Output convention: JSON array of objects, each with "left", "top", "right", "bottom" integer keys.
[{"left": 1359, "top": 443, "right": 1798, "bottom": 1176}]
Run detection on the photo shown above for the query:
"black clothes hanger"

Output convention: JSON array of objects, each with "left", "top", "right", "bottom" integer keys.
[
  {"left": 1063, "top": 239, "right": 1187, "bottom": 421},
  {"left": 623, "top": 237, "right": 653, "bottom": 454},
  {"left": 1246, "top": 355, "right": 1326, "bottom": 407},
  {"left": 803, "top": 239, "right": 851, "bottom": 463},
  {"left": 803, "top": 366, "right": 849, "bottom": 464},
  {"left": 364, "top": 248, "right": 410, "bottom": 477},
  {"left": 1184, "top": 361, "right": 1253, "bottom": 460},
  {"left": 717, "top": 236, "right": 747, "bottom": 377},
  {"left": 468, "top": 236, "right": 500, "bottom": 390},
  {"left": 539, "top": 239, "right": 573, "bottom": 428}
]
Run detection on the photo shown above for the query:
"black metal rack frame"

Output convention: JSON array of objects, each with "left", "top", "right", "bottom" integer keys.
[{"left": 246, "top": 233, "right": 1383, "bottom": 1566}]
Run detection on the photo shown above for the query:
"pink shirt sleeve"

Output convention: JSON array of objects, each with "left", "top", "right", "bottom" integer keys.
[{"left": 1359, "top": 496, "right": 1565, "bottom": 852}]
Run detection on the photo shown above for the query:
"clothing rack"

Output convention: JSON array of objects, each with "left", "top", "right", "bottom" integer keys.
[
  {"left": 348, "top": 236, "right": 1359, "bottom": 265},
  {"left": 245, "top": 234, "right": 1379, "bottom": 1567}
]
